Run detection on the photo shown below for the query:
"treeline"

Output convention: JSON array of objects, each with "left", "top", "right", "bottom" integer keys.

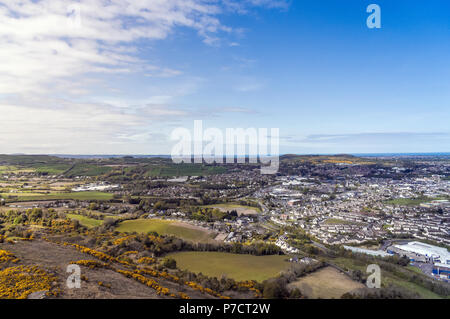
[
  {"left": 0, "top": 208, "right": 60, "bottom": 226},
  {"left": 185, "top": 207, "right": 238, "bottom": 222},
  {"left": 341, "top": 287, "right": 420, "bottom": 299},
  {"left": 108, "top": 231, "right": 282, "bottom": 257}
]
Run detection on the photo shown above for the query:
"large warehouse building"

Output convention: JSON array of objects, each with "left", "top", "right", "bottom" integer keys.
[{"left": 391, "top": 241, "right": 450, "bottom": 265}]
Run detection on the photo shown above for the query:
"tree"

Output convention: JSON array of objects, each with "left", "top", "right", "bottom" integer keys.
[
  {"left": 262, "top": 279, "right": 288, "bottom": 299},
  {"left": 162, "top": 257, "right": 177, "bottom": 269}
]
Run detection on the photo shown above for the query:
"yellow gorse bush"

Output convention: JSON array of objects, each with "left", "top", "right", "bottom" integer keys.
[
  {"left": 185, "top": 281, "right": 230, "bottom": 299},
  {"left": 0, "top": 250, "right": 19, "bottom": 264},
  {"left": 48, "top": 238, "right": 230, "bottom": 299},
  {"left": 0, "top": 265, "right": 57, "bottom": 299},
  {"left": 137, "top": 257, "right": 156, "bottom": 265}
]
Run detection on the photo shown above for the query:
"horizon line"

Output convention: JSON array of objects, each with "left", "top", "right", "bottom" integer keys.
[{"left": 1, "top": 152, "right": 450, "bottom": 157}]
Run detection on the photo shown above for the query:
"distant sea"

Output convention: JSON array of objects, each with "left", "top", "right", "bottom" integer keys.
[{"left": 352, "top": 152, "right": 450, "bottom": 157}]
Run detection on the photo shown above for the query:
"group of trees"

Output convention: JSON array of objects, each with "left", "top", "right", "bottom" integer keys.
[
  {"left": 0, "top": 208, "right": 60, "bottom": 226},
  {"left": 186, "top": 207, "right": 238, "bottom": 222},
  {"left": 341, "top": 287, "right": 420, "bottom": 299}
]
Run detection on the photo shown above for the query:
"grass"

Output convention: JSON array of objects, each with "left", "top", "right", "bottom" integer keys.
[
  {"left": 288, "top": 266, "right": 364, "bottom": 299},
  {"left": 33, "top": 164, "right": 72, "bottom": 175},
  {"left": 144, "top": 164, "right": 227, "bottom": 177},
  {"left": 329, "top": 257, "right": 443, "bottom": 299},
  {"left": 0, "top": 166, "right": 20, "bottom": 173},
  {"left": 167, "top": 251, "right": 291, "bottom": 282},
  {"left": 64, "top": 164, "right": 112, "bottom": 177},
  {"left": 384, "top": 197, "right": 446, "bottom": 206},
  {"left": 383, "top": 275, "right": 442, "bottom": 299},
  {"left": 324, "top": 218, "right": 365, "bottom": 226},
  {"left": 1, "top": 191, "right": 114, "bottom": 202},
  {"left": 407, "top": 265, "right": 425, "bottom": 275},
  {"left": 204, "top": 203, "right": 261, "bottom": 215},
  {"left": 66, "top": 214, "right": 103, "bottom": 228},
  {"left": 116, "top": 219, "right": 215, "bottom": 243},
  {"left": 0, "top": 165, "right": 35, "bottom": 174}
]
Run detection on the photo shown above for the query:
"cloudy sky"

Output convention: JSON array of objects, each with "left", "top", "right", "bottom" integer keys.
[{"left": 0, "top": 0, "right": 449, "bottom": 154}]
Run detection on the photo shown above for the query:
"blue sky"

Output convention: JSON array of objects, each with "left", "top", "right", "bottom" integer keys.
[{"left": 0, "top": 0, "right": 449, "bottom": 154}]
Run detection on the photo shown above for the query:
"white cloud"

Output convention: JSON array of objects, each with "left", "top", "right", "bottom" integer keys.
[
  {"left": 234, "top": 77, "right": 265, "bottom": 92},
  {"left": 0, "top": 95, "right": 194, "bottom": 153},
  {"left": 0, "top": 0, "right": 288, "bottom": 153},
  {"left": 0, "top": 0, "right": 229, "bottom": 94}
]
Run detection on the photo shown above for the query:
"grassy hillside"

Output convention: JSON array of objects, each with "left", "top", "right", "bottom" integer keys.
[
  {"left": 66, "top": 214, "right": 103, "bottom": 228},
  {"left": 167, "top": 251, "right": 291, "bottom": 282},
  {"left": 330, "top": 257, "right": 445, "bottom": 299},
  {"left": 116, "top": 219, "right": 215, "bottom": 243},
  {"left": 1, "top": 191, "right": 113, "bottom": 202}
]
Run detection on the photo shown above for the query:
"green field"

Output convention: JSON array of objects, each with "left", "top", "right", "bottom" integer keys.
[
  {"left": 167, "top": 251, "right": 291, "bottom": 282},
  {"left": 64, "top": 164, "right": 113, "bottom": 177},
  {"left": 66, "top": 213, "right": 103, "bottom": 228},
  {"left": 0, "top": 165, "right": 35, "bottom": 174},
  {"left": 324, "top": 218, "right": 365, "bottom": 226},
  {"left": 144, "top": 164, "right": 227, "bottom": 177},
  {"left": 1, "top": 191, "right": 114, "bottom": 202},
  {"left": 384, "top": 197, "right": 446, "bottom": 206},
  {"left": 33, "top": 164, "right": 72, "bottom": 175},
  {"left": 116, "top": 219, "right": 215, "bottom": 242},
  {"left": 204, "top": 203, "right": 261, "bottom": 215}
]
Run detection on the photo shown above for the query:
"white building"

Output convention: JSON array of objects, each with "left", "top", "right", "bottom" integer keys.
[{"left": 393, "top": 241, "right": 450, "bottom": 265}]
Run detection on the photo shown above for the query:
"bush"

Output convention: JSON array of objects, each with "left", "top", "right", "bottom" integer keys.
[
  {"left": 262, "top": 278, "right": 289, "bottom": 299},
  {"left": 162, "top": 257, "right": 177, "bottom": 269}
]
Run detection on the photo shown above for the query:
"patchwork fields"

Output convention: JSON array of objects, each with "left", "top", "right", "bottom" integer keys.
[{"left": 1, "top": 191, "right": 114, "bottom": 202}]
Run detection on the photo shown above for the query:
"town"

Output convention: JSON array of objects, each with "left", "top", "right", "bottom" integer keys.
[{"left": 0, "top": 154, "right": 449, "bottom": 299}]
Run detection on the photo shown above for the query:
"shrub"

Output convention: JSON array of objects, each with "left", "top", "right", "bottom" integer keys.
[{"left": 162, "top": 257, "right": 177, "bottom": 269}]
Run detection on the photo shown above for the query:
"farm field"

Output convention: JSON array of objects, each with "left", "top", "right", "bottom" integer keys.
[
  {"left": 204, "top": 203, "right": 261, "bottom": 216},
  {"left": 33, "top": 164, "right": 72, "bottom": 175},
  {"left": 166, "top": 251, "right": 291, "bottom": 282},
  {"left": 324, "top": 218, "right": 365, "bottom": 226},
  {"left": 144, "top": 164, "right": 227, "bottom": 177},
  {"left": 64, "top": 164, "right": 112, "bottom": 177},
  {"left": 116, "top": 219, "right": 215, "bottom": 243},
  {"left": 1, "top": 191, "right": 114, "bottom": 202},
  {"left": 66, "top": 214, "right": 103, "bottom": 228},
  {"left": 288, "top": 266, "right": 364, "bottom": 299},
  {"left": 384, "top": 197, "right": 446, "bottom": 206}
]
